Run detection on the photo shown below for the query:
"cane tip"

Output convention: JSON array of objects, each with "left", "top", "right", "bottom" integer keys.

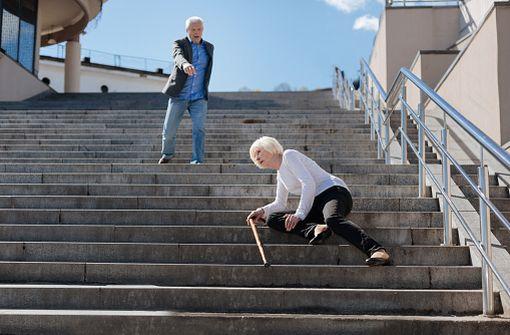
[{"left": 264, "top": 262, "right": 271, "bottom": 268}]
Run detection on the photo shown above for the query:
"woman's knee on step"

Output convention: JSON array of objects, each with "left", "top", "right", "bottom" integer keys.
[{"left": 266, "top": 211, "right": 293, "bottom": 233}]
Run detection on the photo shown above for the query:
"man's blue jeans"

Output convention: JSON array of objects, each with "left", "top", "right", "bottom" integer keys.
[{"left": 161, "top": 98, "right": 207, "bottom": 163}]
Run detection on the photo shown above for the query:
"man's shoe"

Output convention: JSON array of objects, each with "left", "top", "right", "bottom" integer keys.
[
  {"left": 158, "top": 157, "right": 171, "bottom": 164},
  {"left": 189, "top": 160, "right": 202, "bottom": 165}
]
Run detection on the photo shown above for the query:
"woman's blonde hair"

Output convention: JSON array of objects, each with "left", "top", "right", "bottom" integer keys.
[{"left": 249, "top": 136, "right": 284, "bottom": 168}]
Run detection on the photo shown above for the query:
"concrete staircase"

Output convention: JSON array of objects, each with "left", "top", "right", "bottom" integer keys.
[
  {"left": 0, "top": 91, "right": 508, "bottom": 334},
  {"left": 452, "top": 166, "right": 510, "bottom": 254},
  {"left": 389, "top": 112, "right": 439, "bottom": 165}
]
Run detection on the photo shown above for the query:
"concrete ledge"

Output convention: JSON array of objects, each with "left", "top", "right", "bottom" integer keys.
[
  {"left": 0, "top": 262, "right": 480, "bottom": 289},
  {"left": 0, "top": 285, "right": 498, "bottom": 315},
  {"left": 1, "top": 312, "right": 508, "bottom": 335},
  {"left": 0, "top": 243, "right": 470, "bottom": 266}
]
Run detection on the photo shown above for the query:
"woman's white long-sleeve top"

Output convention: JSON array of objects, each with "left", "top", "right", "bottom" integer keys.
[{"left": 261, "top": 149, "right": 349, "bottom": 220}]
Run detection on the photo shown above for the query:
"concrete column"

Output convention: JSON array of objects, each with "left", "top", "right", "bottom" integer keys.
[
  {"left": 64, "top": 35, "right": 81, "bottom": 93},
  {"left": 33, "top": 0, "right": 42, "bottom": 75}
]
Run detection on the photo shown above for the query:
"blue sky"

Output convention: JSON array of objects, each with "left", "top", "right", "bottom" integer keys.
[{"left": 70, "top": 0, "right": 384, "bottom": 91}]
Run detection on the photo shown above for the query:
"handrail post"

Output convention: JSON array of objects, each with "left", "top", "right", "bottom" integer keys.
[
  {"left": 400, "top": 85, "right": 408, "bottom": 164},
  {"left": 418, "top": 103, "right": 426, "bottom": 197},
  {"left": 360, "top": 74, "right": 366, "bottom": 116},
  {"left": 441, "top": 128, "right": 452, "bottom": 245},
  {"left": 344, "top": 80, "right": 349, "bottom": 109},
  {"left": 364, "top": 74, "right": 369, "bottom": 124},
  {"left": 479, "top": 165, "right": 495, "bottom": 316},
  {"left": 364, "top": 73, "right": 369, "bottom": 125},
  {"left": 370, "top": 83, "right": 375, "bottom": 141},
  {"left": 332, "top": 68, "right": 337, "bottom": 102},
  {"left": 377, "top": 92, "right": 383, "bottom": 159},
  {"left": 384, "top": 107, "right": 390, "bottom": 164},
  {"left": 350, "top": 87, "right": 355, "bottom": 111}
]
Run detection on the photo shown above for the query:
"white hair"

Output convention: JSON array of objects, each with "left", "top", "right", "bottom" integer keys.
[
  {"left": 185, "top": 16, "right": 204, "bottom": 30},
  {"left": 249, "top": 136, "right": 284, "bottom": 168}
]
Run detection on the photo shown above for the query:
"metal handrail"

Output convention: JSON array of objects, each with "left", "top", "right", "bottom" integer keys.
[
  {"left": 40, "top": 44, "right": 173, "bottom": 74},
  {"left": 333, "top": 67, "right": 354, "bottom": 111},
  {"left": 386, "top": 0, "right": 461, "bottom": 7},
  {"left": 385, "top": 66, "right": 510, "bottom": 169},
  {"left": 333, "top": 58, "right": 510, "bottom": 317},
  {"left": 398, "top": 96, "right": 510, "bottom": 234}
]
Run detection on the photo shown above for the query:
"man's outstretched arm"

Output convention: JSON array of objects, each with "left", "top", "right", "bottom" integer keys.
[{"left": 172, "top": 41, "right": 196, "bottom": 75}]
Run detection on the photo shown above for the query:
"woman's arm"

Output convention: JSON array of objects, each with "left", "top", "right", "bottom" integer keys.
[
  {"left": 261, "top": 177, "right": 289, "bottom": 219},
  {"left": 285, "top": 151, "right": 316, "bottom": 220}
]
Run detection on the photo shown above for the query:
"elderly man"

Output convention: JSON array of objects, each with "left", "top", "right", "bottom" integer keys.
[{"left": 159, "top": 16, "right": 214, "bottom": 164}]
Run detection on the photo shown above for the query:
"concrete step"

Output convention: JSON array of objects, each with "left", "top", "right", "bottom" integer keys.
[
  {"left": 491, "top": 212, "right": 510, "bottom": 224},
  {"left": 0, "top": 144, "right": 380, "bottom": 152},
  {"left": 0, "top": 118, "right": 370, "bottom": 125},
  {"left": 0, "top": 195, "right": 440, "bottom": 211},
  {"left": 0, "top": 183, "right": 428, "bottom": 198},
  {"left": 0, "top": 132, "right": 375, "bottom": 140},
  {"left": 1, "top": 162, "right": 416, "bottom": 174},
  {"left": 0, "top": 225, "right": 455, "bottom": 245},
  {"left": 0, "top": 242, "right": 470, "bottom": 266},
  {"left": 0, "top": 312, "right": 508, "bottom": 335},
  {"left": 0, "top": 172, "right": 420, "bottom": 185},
  {"left": 0, "top": 120, "right": 369, "bottom": 127},
  {"left": 0, "top": 113, "right": 365, "bottom": 118},
  {"left": 0, "top": 110, "right": 363, "bottom": 118},
  {"left": 0, "top": 158, "right": 387, "bottom": 165},
  {"left": 0, "top": 132, "right": 373, "bottom": 140},
  {"left": 0, "top": 262, "right": 477, "bottom": 289},
  {"left": 0, "top": 150, "right": 435, "bottom": 161},
  {"left": 0, "top": 143, "right": 379, "bottom": 154},
  {"left": 0, "top": 285, "right": 496, "bottom": 315},
  {"left": 453, "top": 174, "right": 499, "bottom": 186},
  {"left": 0, "top": 104, "right": 341, "bottom": 111},
  {"left": 0, "top": 123, "right": 371, "bottom": 129},
  {"left": 0, "top": 99, "right": 339, "bottom": 108},
  {"left": 0, "top": 138, "right": 379, "bottom": 145},
  {"left": 0, "top": 153, "right": 437, "bottom": 164},
  {"left": 0, "top": 127, "right": 372, "bottom": 135},
  {"left": 0, "top": 150, "right": 386, "bottom": 160},
  {"left": 0, "top": 110, "right": 362, "bottom": 116},
  {"left": 494, "top": 228, "right": 510, "bottom": 251},
  {"left": 469, "top": 198, "right": 510, "bottom": 211},
  {"left": 460, "top": 185, "right": 509, "bottom": 198},
  {"left": 0, "top": 113, "right": 364, "bottom": 118},
  {"left": 0, "top": 101, "right": 339, "bottom": 109},
  {"left": 0, "top": 209, "right": 444, "bottom": 227}
]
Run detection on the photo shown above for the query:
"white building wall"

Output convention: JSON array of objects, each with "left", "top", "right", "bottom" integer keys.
[
  {"left": 38, "top": 59, "right": 168, "bottom": 93},
  {"left": 464, "top": 0, "right": 499, "bottom": 26}
]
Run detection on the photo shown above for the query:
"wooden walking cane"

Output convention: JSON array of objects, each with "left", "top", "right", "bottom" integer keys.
[{"left": 249, "top": 218, "right": 271, "bottom": 267}]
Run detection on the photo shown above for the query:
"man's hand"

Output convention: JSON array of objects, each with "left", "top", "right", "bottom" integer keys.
[
  {"left": 284, "top": 214, "right": 300, "bottom": 231},
  {"left": 246, "top": 208, "right": 265, "bottom": 226},
  {"left": 184, "top": 63, "right": 196, "bottom": 76}
]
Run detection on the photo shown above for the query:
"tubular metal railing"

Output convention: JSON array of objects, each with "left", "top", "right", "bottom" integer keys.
[
  {"left": 40, "top": 44, "right": 173, "bottom": 74},
  {"left": 333, "top": 59, "right": 510, "bottom": 317},
  {"left": 386, "top": 0, "right": 461, "bottom": 7},
  {"left": 332, "top": 67, "right": 354, "bottom": 111}
]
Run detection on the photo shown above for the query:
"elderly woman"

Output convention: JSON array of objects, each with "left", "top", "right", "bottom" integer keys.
[{"left": 246, "top": 136, "right": 390, "bottom": 266}]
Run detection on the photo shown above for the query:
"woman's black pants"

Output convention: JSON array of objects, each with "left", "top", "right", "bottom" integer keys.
[{"left": 266, "top": 186, "right": 383, "bottom": 256}]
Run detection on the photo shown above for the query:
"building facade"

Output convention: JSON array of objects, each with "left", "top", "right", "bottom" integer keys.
[
  {"left": 38, "top": 55, "right": 169, "bottom": 93},
  {"left": 0, "top": 0, "right": 105, "bottom": 100},
  {"left": 0, "top": 0, "right": 38, "bottom": 73},
  {"left": 369, "top": 0, "right": 510, "bottom": 147}
]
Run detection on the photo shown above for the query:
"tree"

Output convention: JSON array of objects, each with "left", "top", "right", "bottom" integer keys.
[{"left": 274, "top": 82, "right": 292, "bottom": 92}]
